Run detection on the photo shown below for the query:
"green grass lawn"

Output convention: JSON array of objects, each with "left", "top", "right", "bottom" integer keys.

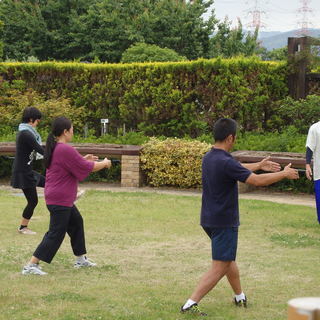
[{"left": 0, "top": 189, "right": 319, "bottom": 320}]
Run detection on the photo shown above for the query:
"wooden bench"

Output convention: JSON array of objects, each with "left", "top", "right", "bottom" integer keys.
[{"left": 0, "top": 142, "right": 143, "bottom": 188}]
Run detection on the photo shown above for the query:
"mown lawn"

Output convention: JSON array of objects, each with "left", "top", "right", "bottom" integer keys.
[{"left": 0, "top": 189, "right": 319, "bottom": 320}]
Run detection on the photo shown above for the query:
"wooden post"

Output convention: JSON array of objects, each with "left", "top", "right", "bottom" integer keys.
[
  {"left": 288, "top": 37, "right": 310, "bottom": 99},
  {"left": 288, "top": 36, "right": 320, "bottom": 99}
]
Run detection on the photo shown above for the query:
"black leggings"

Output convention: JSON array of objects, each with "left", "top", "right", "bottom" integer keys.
[
  {"left": 21, "top": 174, "right": 45, "bottom": 220},
  {"left": 22, "top": 187, "right": 38, "bottom": 220}
]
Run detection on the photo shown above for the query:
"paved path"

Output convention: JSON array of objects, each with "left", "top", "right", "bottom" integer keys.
[{"left": 0, "top": 182, "right": 315, "bottom": 208}]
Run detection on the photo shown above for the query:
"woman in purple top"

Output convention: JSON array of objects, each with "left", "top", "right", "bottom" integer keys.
[{"left": 22, "top": 117, "right": 111, "bottom": 275}]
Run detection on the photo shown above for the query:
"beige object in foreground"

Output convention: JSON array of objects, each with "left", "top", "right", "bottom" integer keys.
[{"left": 288, "top": 298, "right": 320, "bottom": 320}]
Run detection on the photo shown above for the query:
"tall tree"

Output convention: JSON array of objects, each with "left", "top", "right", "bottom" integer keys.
[
  {"left": 69, "top": 0, "right": 216, "bottom": 62},
  {"left": 0, "top": 0, "right": 48, "bottom": 60},
  {"left": 209, "top": 18, "right": 260, "bottom": 58},
  {"left": 260, "top": 47, "right": 287, "bottom": 61},
  {"left": 0, "top": 0, "right": 90, "bottom": 61},
  {"left": 39, "top": 0, "right": 90, "bottom": 60},
  {"left": 68, "top": 0, "right": 145, "bottom": 62},
  {"left": 137, "top": 0, "right": 216, "bottom": 60}
]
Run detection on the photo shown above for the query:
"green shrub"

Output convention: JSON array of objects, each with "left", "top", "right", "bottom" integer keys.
[
  {"left": 0, "top": 125, "right": 15, "bottom": 141},
  {"left": 72, "top": 131, "right": 150, "bottom": 145},
  {"left": 197, "top": 126, "right": 306, "bottom": 153},
  {"left": 141, "top": 137, "right": 210, "bottom": 188},
  {"left": 0, "top": 156, "right": 12, "bottom": 178},
  {"left": 0, "top": 78, "right": 86, "bottom": 133},
  {"left": 121, "top": 43, "right": 186, "bottom": 63},
  {"left": 235, "top": 126, "right": 306, "bottom": 153},
  {"left": 269, "top": 174, "right": 314, "bottom": 194},
  {"left": 270, "top": 95, "right": 320, "bottom": 134},
  {"left": 84, "top": 160, "right": 121, "bottom": 183}
]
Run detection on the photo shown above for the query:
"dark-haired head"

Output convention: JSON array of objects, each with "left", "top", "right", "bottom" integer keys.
[
  {"left": 51, "top": 116, "right": 72, "bottom": 138},
  {"left": 44, "top": 117, "right": 72, "bottom": 168},
  {"left": 213, "top": 118, "right": 237, "bottom": 142},
  {"left": 22, "top": 107, "right": 42, "bottom": 123}
]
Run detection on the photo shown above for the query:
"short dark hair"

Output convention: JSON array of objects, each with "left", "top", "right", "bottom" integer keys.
[
  {"left": 213, "top": 118, "right": 237, "bottom": 142},
  {"left": 22, "top": 107, "right": 42, "bottom": 123}
]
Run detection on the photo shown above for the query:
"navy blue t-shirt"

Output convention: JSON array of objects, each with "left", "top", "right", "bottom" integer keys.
[{"left": 200, "top": 148, "right": 252, "bottom": 228}]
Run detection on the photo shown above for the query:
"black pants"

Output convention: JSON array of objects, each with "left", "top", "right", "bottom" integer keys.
[
  {"left": 21, "top": 173, "right": 45, "bottom": 220},
  {"left": 33, "top": 205, "right": 87, "bottom": 264}
]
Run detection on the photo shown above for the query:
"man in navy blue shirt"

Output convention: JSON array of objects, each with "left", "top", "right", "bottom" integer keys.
[{"left": 181, "top": 118, "right": 299, "bottom": 316}]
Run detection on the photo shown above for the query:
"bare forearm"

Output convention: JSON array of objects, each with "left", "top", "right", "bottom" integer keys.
[
  {"left": 246, "top": 171, "right": 288, "bottom": 186},
  {"left": 92, "top": 161, "right": 107, "bottom": 172},
  {"left": 241, "top": 162, "right": 260, "bottom": 171}
]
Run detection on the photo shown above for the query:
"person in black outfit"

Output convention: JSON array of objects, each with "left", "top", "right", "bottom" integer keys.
[{"left": 11, "top": 107, "right": 45, "bottom": 235}]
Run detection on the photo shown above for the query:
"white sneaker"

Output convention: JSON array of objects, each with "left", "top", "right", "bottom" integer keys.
[
  {"left": 74, "top": 257, "right": 97, "bottom": 268},
  {"left": 22, "top": 263, "right": 47, "bottom": 275},
  {"left": 18, "top": 227, "right": 36, "bottom": 235}
]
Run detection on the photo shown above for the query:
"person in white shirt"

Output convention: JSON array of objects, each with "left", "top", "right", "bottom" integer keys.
[{"left": 305, "top": 121, "right": 320, "bottom": 223}]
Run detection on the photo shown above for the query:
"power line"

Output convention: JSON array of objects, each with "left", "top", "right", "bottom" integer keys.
[
  {"left": 296, "top": 0, "right": 314, "bottom": 36},
  {"left": 245, "top": 0, "right": 267, "bottom": 30}
]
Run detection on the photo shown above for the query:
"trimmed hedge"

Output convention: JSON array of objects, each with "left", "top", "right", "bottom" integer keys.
[
  {"left": 141, "top": 138, "right": 210, "bottom": 188},
  {"left": 0, "top": 58, "right": 288, "bottom": 137}
]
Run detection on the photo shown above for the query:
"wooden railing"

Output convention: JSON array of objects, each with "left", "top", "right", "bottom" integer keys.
[{"left": 0, "top": 142, "right": 143, "bottom": 187}]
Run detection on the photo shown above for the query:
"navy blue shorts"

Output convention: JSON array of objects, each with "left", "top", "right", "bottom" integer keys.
[{"left": 202, "top": 227, "right": 238, "bottom": 261}]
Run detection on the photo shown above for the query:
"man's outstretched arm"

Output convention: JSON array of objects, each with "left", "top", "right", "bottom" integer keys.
[
  {"left": 245, "top": 163, "right": 299, "bottom": 187},
  {"left": 241, "top": 156, "right": 281, "bottom": 173}
]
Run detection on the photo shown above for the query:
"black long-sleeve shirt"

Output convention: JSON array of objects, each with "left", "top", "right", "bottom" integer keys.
[
  {"left": 306, "top": 146, "right": 313, "bottom": 165},
  {"left": 11, "top": 130, "right": 45, "bottom": 189},
  {"left": 12, "top": 130, "right": 44, "bottom": 174}
]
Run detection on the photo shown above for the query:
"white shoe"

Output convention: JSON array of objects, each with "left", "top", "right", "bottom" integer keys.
[
  {"left": 18, "top": 227, "right": 36, "bottom": 235},
  {"left": 74, "top": 257, "right": 97, "bottom": 268},
  {"left": 22, "top": 263, "right": 47, "bottom": 275}
]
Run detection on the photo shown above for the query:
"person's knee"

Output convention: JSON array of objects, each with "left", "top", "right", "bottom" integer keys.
[
  {"left": 32, "top": 198, "right": 38, "bottom": 208},
  {"left": 212, "top": 260, "right": 232, "bottom": 274},
  {"left": 26, "top": 195, "right": 38, "bottom": 208},
  {"left": 46, "top": 229, "right": 67, "bottom": 243}
]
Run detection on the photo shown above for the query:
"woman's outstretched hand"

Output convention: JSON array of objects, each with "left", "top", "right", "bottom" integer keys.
[{"left": 84, "top": 154, "right": 99, "bottom": 161}]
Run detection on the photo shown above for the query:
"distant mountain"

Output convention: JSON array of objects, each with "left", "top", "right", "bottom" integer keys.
[
  {"left": 258, "top": 29, "right": 320, "bottom": 51},
  {"left": 258, "top": 31, "right": 282, "bottom": 39}
]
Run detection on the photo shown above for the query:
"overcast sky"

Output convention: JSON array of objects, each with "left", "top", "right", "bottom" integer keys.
[{"left": 208, "top": 0, "right": 320, "bottom": 32}]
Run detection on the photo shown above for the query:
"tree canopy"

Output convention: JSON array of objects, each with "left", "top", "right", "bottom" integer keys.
[
  {"left": 0, "top": 0, "right": 272, "bottom": 62},
  {"left": 209, "top": 18, "right": 261, "bottom": 58},
  {"left": 0, "top": 0, "right": 216, "bottom": 62}
]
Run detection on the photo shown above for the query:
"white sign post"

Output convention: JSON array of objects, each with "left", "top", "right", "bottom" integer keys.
[{"left": 101, "top": 119, "right": 109, "bottom": 136}]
